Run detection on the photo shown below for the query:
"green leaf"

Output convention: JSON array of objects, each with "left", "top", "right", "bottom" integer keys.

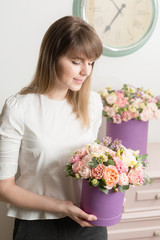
[
  {"left": 123, "top": 84, "right": 128, "bottom": 90},
  {"left": 105, "top": 159, "right": 115, "bottom": 166},
  {"left": 101, "top": 178, "right": 107, "bottom": 186},
  {"left": 137, "top": 108, "right": 143, "bottom": 113},
  {"left": 98, "top": 186, "right": 109, "bottom": 195},
  {"left": 137, "top": 154, "right": 148, "bottom": 166},
  {"left": 137, "top": 154, "right": 148, "bottom": 161},
  {"left": 64, "top": 163, "right": 72, "bottom": 172},
  {"left": 117, "top": 108, "right": 124, "bottom": 115},
  {"left": 105, "top": 152, "right": 113, "bottom": 159},
  {"left": 143, "top": 175, "right": 152, "bottom": 185},
  {"left": 88, "top": 157, "right": 98, "bottom": 168},
  {"left": 95, "top": 139, "right": 100, "bottom": 144},
  {"left": 119, "top": 185, "right": 129, "bottom": 193},
  {"left": 156, "top": 102, "right": 160, "bottom": 108}
]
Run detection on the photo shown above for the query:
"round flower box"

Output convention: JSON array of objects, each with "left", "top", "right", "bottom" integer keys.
[
  {"left": 106, "top": 119, "right": 148, "bottom": 155},
  {"left": 81, "top": 180, "right": 125, "bottom": 226}
]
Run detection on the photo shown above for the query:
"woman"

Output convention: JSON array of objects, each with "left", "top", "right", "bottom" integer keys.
[{"left": 0, "top": 16, "right": 107, "bottom": 239}]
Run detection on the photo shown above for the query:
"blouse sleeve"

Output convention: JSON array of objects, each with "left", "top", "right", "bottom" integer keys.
[
  {"left": 0, "top": 95, "right": 24, "bottom": 180},
  {"left": 90, "top": 92, "right": 103, "bottom": 140}
]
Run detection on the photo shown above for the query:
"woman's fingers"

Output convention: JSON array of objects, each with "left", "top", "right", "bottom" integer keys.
[{"left": 65, "top": 202, "right": 97, "bottom": 227}]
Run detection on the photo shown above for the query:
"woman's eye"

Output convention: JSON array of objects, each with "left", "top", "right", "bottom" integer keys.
[
  {"left": 88, "top": 62, "right": 94, "bottom": 66},
  {"left": 72, "top": 61, "right": 81, "bottom": 65}
]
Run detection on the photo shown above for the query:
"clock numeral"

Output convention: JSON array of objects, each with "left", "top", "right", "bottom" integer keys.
[
  {"left": 89, "top": 7, "right": 102, "bottom": 13},
  {"left": 136, "top": 0, "right": 143, "bottom": 3},
  {"left": 95, "top": 16, "right": 104, "bottom": 27},
  {"left": 127, "top": 29, "right": 134, "bottom": 40},
  {"left": 137, "top": 10, "right": 146, "bottom": 16},
  {"left": 133, "top": 20, "right": 143, "bottom": 29}
]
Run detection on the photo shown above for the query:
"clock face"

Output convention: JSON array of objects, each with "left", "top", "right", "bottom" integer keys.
[{"left": 73, "top": 0, "right": 158, "bottom": 56}]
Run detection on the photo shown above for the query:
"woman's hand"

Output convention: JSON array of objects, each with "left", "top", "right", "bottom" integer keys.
[
  {"left": 63, "top": 200, "right": 97, "bottom": 227},
  {"left": 0, "top": 177, "right": 96, "bottom": 227}
]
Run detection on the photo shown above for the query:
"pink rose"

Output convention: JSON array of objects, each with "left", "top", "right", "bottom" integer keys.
[
  {"left": 113, "top": 114, "right": 122, "bottom": 124},
  {"left": 128, "top": 167, "right": 144, "bottom": 185},
  {"left": 78, "top": 165, "right": 91, "bottom": 179},
  {"left": 72, "top": 161, "right": 83, "bottom": 173},
  {"left": 77, "top": 147, "right": 88, "bottom": 158},
  {"left": 131, "top": 110, "right": 139, "bottom": 119},
  {"left": 121, "top": 111, "right": 132, "bottom": 122},
  {"left": 113, "top": 157, "right": 128, "bottom": 173},
  {"left": 82, "top": 154, "right": 93, "bottom": 164},
  {"left": 103, "top": 165, "right": 119, "bottom": 189},
  {"left": 91, "top": 164, "right": 104, "bottom": 179},
  {"left": 70, "top": 154, "right": 81, "bottom": 164},
  {"left": 118, "top": 173, "right": 129, "bottom": 186},
  {"left": 128, "top": 170, "right": 139, "bottom": 185},
  {"left": 115, "top": 92, "right": 129, "bottom": 108}
]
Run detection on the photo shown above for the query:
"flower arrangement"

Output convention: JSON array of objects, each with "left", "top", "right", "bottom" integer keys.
[
  {"left": 99, "top": 84, "right": 160, "bottom": 124},
  {"left": 65, "top": 137, "right": 150, "bottom": 195}
]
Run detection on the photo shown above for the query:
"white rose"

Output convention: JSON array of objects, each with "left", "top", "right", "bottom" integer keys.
[{"left": 122, "top": 149, "right": 137, "bottom": 167}]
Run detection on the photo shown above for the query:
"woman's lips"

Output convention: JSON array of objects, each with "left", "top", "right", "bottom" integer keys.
[{"left": 73, "top": 78, "right": 84, "bottom": 84}]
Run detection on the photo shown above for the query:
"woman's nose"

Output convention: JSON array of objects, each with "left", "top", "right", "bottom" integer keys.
[{"left": 80, "top": 63, "right": 91, "bottom": 77}]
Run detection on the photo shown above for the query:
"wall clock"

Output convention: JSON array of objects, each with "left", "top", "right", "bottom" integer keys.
[{"left": 73, "top": 0, "right": 158, "bottom": 57}]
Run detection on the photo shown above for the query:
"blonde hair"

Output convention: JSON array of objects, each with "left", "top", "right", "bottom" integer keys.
[{"left": 20, "top": 16, "right": 103, "bottom": 127}]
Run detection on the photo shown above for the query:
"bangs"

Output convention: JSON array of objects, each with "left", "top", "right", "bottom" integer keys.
[{"left": 63, "top": 26, "right": 103, "bottom": 60}]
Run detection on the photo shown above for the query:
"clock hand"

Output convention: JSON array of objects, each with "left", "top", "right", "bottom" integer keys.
[
  {"left": 104, "top": 3, "right": 126, "bottom": 33},
  {"left": 110, "top": 0, "right": 121, "bottom": 12}
]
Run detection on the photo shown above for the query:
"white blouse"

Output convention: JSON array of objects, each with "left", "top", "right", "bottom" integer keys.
[{"left": 0, "top": 92, "right": 103, "bottom": 220}]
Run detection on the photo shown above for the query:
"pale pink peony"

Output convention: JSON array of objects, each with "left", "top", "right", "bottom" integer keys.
[
  {"left": 107, "top": 107, "right": 116, "bottom": 118},
  {"left": 91, "top": 164, "right": 104, "bottom": 179},
  {"left": 72, "top": 161, "right": 83, "bottom": 173},
  {"left": 103, "top": 165, "right": 119, "bottom": 189},
  {"left": 103, "top": 105, "right": 110, "bottom": 113},
  {"left": 148, "top": 102, "right": 158, "bottom": 112},
  {"left": 78, "top": 165, "right": 91, "bottom": 179},
  {"left": 118, "top": 173, "right": 129, "bottom": 186},
  {"left": 140, "top": 107, "right": 153, "bottom": 121},
  {"left": 106, "top": 93, "right": 117, "bottom": 104},
  {"left": 154, "top": 109, "right": 160, "bottom": 119},
  {"left": 88, "top": 143, "right": 108, "bottom": 154}
]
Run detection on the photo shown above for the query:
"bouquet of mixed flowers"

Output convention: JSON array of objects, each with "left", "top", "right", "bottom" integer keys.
[
  {"left": 99, "top": 84, "right": 160, "bottom": 124},
  {"left": 65, "top": 137, "right": 150, "bottom": 195}
]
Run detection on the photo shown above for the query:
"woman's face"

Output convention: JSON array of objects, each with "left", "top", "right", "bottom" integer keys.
[{"left": 55, "top": 52, "right": 94, "bottom": 95}]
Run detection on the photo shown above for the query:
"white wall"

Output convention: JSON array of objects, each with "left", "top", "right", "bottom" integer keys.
[{"left": 0, "top": 1, "right": 160, "bottom": 239}]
